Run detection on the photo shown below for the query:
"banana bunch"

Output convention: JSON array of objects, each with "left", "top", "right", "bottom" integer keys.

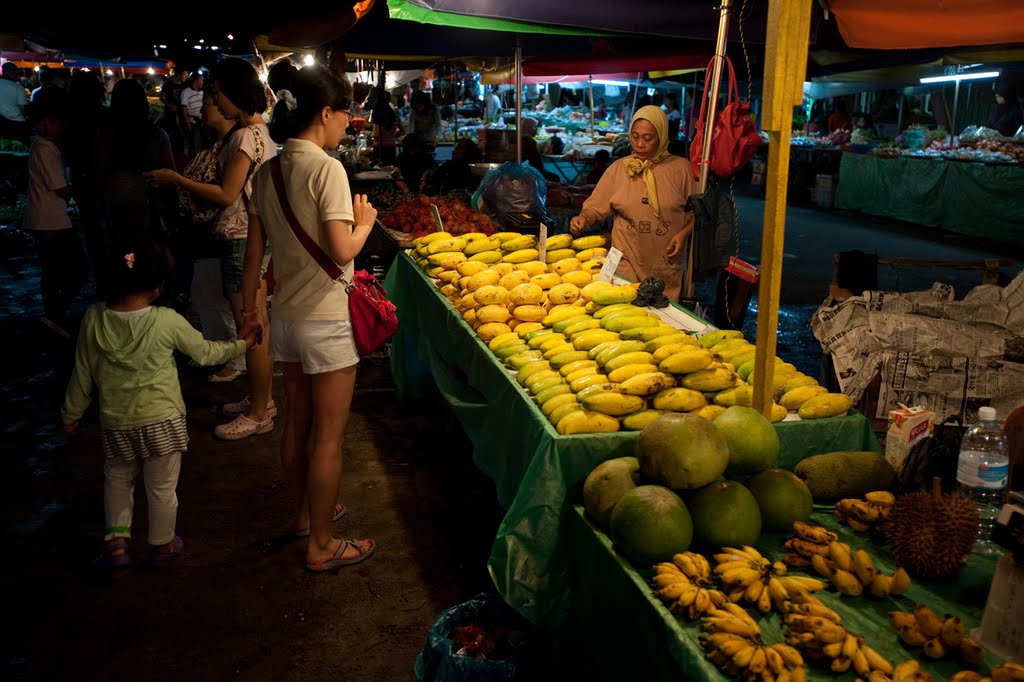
[
  {"left": 811, "top": 541, "right": 911, "bottom": 598},
  {"left": 651, "top": 552, "right": 729, "bottom": 619},
  {"left": 950, "top": 663, "right": 1024, "bottom": 682},
  {"left": 835, "top": 490, "right": 895, "bottom": 532},
  {"left": 858, "top": 659, "right": 937, "bottom": 682},
  {"left": 715, "top": 545, "right": 826, "bottom": 613},
  {"left": 699, "top": 602, "right": 807, "bottom": 682},
  {"left": 782, "top": 521, "right": 838, "bottom": 568},
  {"left": 784, "top": 610, "right": 894, "bottom": 676},
  {"left": 888, "top": 606, "right": 985, "bottom": 665}
]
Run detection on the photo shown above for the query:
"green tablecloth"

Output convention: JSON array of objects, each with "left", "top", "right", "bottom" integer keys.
[
  {"left": 835, "top": 152, "right": 1024, "bottom": 245},
  {"left": 384, "top": 252, "right": 880, "bottom": 629},
  {"left": 564, "top": 505, "right": 998, "bottom": 681}
]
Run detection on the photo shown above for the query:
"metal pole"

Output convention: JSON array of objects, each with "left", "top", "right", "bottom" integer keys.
[
  {"left": 589, "top": 75, "right": 595, "bottom": 140},
  {"left": 686, "top": 0, "right": 734, "bottom": 301},
  {"left": 897, "top": 93, "right": 904, "bottom": 132},
  {"left": 951, "top": 79, "right": 961, "bottom": 145},
  {"left": 515, "top": 36, "right": 523, "bottom": 163},
  {"left": 697, "top": 0, "right": 735, "bottom": 195}
]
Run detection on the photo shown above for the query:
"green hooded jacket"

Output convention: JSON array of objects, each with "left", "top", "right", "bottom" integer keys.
[{"left": 62, "top": 304, "right": 246, "bottom": 428}]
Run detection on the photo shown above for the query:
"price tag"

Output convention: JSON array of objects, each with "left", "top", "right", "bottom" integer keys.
[
  {"left": 430, "top": 204, "right": 445, "bottom": 232},
  {"left": 597, "top": 246, "right": 623, "bottom": 282},
  {"left": 537, "top": 223, "right": 549, "bottom": 264}
]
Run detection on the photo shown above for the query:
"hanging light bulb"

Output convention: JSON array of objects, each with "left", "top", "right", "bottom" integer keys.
[{"left": 304, "top": 54, "right": 315, "bottom": 66}]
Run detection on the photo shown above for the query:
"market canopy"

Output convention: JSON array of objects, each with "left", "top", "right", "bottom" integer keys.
[{"left": 829, "top": 0, "right": 1024, "bottom": 49}]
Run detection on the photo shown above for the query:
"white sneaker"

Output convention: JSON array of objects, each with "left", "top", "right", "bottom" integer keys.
[{"left": 222, "top": 396, "right": 278, "bottom": 418}]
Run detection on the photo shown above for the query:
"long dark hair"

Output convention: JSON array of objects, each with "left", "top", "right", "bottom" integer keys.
[
  {"left": 209, "top": 57, "right": 267, "bottom": 117},
  {"left": 110, "top": 79, "right": 150, "bottom": 131},
  {"left": 268, "top": 65, "right": 352, "bottom": 143}
]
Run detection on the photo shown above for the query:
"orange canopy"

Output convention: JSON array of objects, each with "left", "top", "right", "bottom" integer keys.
[{"left": 831, "top": 0, "right": 1024, "bottom": 49}]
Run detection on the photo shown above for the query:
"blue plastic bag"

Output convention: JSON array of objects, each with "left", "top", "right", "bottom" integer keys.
[
  {"left": 471, "top": 162, "right": 549, "bottom": 223},
  {"left": 414, "top": 593, "right": 530, "bottom": 682}
]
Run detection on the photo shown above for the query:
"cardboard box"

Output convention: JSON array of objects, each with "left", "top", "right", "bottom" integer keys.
[{"left": 885, "top": 406, "right": 935, "bottom": 471}]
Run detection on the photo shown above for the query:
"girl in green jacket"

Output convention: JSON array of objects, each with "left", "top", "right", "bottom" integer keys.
[{"left": 62, "top": 238, "right": 255, "bottom": 570}]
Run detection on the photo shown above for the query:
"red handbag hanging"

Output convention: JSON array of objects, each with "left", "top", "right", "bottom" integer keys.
[{"left": 689, "top": 56, "right": 761, "bottom": 179}]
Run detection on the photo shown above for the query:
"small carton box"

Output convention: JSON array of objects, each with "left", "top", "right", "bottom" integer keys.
[{"left": 885, "top": 406, "right": 935, "bottom": 471}]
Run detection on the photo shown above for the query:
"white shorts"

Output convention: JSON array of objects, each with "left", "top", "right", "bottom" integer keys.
[{"left": 270, "top": 318, "right": 360, "bottom": 374}]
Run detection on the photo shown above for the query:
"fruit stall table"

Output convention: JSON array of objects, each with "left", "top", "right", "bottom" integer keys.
[
  {"left": 835, "top": 152, "right": 1024, "bottom": 246},
  {"left": 561, "top": 505, "right": 1000, "bottom": 681},
  {"left": 384, "top": 251, "right": 881, "bottom": 630}
]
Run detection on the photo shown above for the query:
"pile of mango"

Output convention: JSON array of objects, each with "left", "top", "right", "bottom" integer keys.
[
  {"left": 411, "top": 231, "right": 607, "bottom": 276},
  {"left": 409, "top": 232, "right": 853, "bottom": 434}
]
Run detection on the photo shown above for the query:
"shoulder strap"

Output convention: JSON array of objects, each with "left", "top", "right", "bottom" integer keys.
[{"left": 268, "top": 156, "right": 345, "bottom": 282}]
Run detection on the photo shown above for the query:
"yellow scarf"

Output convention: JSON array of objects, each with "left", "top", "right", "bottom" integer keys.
[{"left": 624, "top": 105, "right": 671, "bottom": 219}]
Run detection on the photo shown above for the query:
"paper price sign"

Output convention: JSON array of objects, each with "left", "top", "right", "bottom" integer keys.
[
  {"left": 597, "top": 246, "right": 623, "bottom": 282},
  {"left": 537, "top": 223, "right": 549, "bottom": 264},
  {"left": 430, "top": 204, "right": 445, "bottom": 232}
]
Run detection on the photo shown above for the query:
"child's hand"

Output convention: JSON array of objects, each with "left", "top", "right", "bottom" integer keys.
[
  {"left": 63, "top": 421, "right": 78, "bottom": 433},
  {"left": 242, "top": 329, "right": 259, "bottom": 350},
  {"left": 238, "top": 316, "right": 263, "bottom": 349}
]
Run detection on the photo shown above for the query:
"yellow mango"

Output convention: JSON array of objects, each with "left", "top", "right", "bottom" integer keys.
[
  {"left": 487, "top": 332, "right": 522, "bottom": 352},
  {"left": 514, "top": 323, "right": 545, "bottom": 338},
  {"left": 507, "top": 282, "right": 545, "bottom": 307},
  {"left": 530, "top": 272, "right": 562, "bottom": 290},
  {"left": 580, "top": 258, "right": 605, "bottom": 275},
  {"left": 572, "top": 329, "right": 620, "bottom": 352},
  {"left": 652, "top": 343, "right": 703, "bottom": 364},
  {"left": 653, "top": 387, "right": 707, "bottom": 412},
  {"left": 505, "top": 350, "right": 546, "bottom": 370},
  {"left": 473, "top": 285, "right": 508, "bottom": 306},
  {"left": 575, "top": 246, "right": 609, "bottom": 263},
  {"left": 556, "top": 409, "right": 620, "bottom": 435},
  {"left": 463, "top": 237, "right": 502, "bottom": 255},
  {"left": 797, "top": 393, "right": 853, "bottom": 419},
  {"left": 620, "top": 326, "right": 678, "bottom": 342},
  {"left": 580, "top": 280, "right": 615, "bottom": 303},
  {"left": 544, "top": 248, "right": 577, "bottom": 264},
  {"left": 549, "top": 350, "right": 591, "bottom": 369},
  {"left": 468, "top": 250, "right": 502, "bottom": 263},
  {"left": 542, "top": 343, "right": 576, "bottom": 360},
  {"left": 562, "top": 318, "right": 602, "bottom": 338},
  {"left": 571, "top": 235, "right": 607, "bottom": 251},
  {"left": 546, "top": 234, "right": 574, "bottom": 251},
  {"left": 569, "top": 373, "right": 612, "bottom": 393},
  {"left": 561, "top": 270, "right": 593, "bottom": 288},
  {"left": 713, "top": 385, "right": 754, "bottom": 407},
  {"left": 549, "top": 257, "right": 582, "bottom": 275},
  {"left": 606, "top": 363, "right": 660, "bottom": 384},
  {"left": 558, "top": 359, "right": 599, "bottom": 377},
  {"left": 549, "top": 402, "right": 585, "bottom": 426},
  {"left": 604, "top": 351, "right": 656, "bottom": 372},
  {"left": 698, "top": 329, "right": 745, "bottom": 348},
  {"left": 621, "top": 410, "right": 666, "bottom": 431},
  {"left": 547, "top": 282, "right": 581, "bottom": 305},
  {"left": 680, "top": 367, "right": 738, "bottom": 393},
  {"left": 564, "top": 366, "right": 601, "bottom": 384},
  {"left": 691, "top": 404, "right": 727, "bottom": 421},
  {"left": 515, "top": 360, "right": 551, "bottom": 384},
  {"left": 417, "top": 231, "right": 453, "bottom": 245},
  {"left": 491, "top": 231, "right": 523, "bottom": 243},
  {"left": 515, "top": 261, "right": 548, "bottom": 277},
  {"left": 779, "top": 385, "right": 829, "bottom": 411},
  {"left": 475, "top": 322, "right": 511, "bottom": 344},
  {"left": 594, "top": 340, "right": 647, "bottom": 366},
  {"left": 601, "top": 316, "right": 660, "bottom": 333},
  {"left": 476, "top": 305, "right": 511, "bottom": 324},
  {"left": 591, "top": 285, "right": 638, "bottom": 306},
  {"left": 500, "top": 235, "right": 538, "bottom": 253},
  {"left": 498, "top": 270, "right": 532, "bottom": 290},
  {"left": 616, "top": 371, "right": 676, "bottom": 396},
  {"left": 540, "top": 392, "right": 578, "bottom": 418},
  {"left": 658, "top": 349, "right": 714, "bottom": 375},
  {"left": 502, "top": 248, "right": 540, "bottom": 264},
  {"left": 512, "top": 304, "right": 548, "bottom": 323},
  {"left": 550, "top": 315, "right": 592, "bottom": 334},
  {"left": 581, "top": 392, "right": 645, "bottom": 417},
  {"left": 467, "top": 269, "right": 501, "bottom": 292}
]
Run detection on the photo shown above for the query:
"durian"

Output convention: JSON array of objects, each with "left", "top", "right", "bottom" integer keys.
[{"left": 885, "top": 478, "right": 979, "bottom": 580}]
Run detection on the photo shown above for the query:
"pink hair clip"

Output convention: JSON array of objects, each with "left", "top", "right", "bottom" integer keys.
[{"left": 124, "top": 253, "right": 135, "bottom": 269}]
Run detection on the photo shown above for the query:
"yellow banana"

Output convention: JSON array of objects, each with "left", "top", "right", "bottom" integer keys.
[
  {"left": 831, "top": 656, "right": 853, "bottom": 673},
  {"left": 914, "top": 604, "right": 943, "bottom": 638},
  {"left": 778, "top": 575, "right": 827, "bottom": 593},
  {"left": 864, "top": 490, "right": 896, "bottom": 507},
  {"left": 672, "top": 552, "right": 700, "bottom": 579},
  {"left": 887, "top": 610, "right": 916, "bottom": 629},
  {"left": 768, "top": 577, "right": 789, "bottom": 606},
  {"left": 731, "top": 642, "right": 757, "bottom": 669},
  {"left": 756, "top": 584, "right": 773, "bottom": 613},
  {"left": 890, "top": 567, "right": 911, "bottom": 596},
  {"left": 655, "top": 582, "right": 693, "bottom": 601},
  {"left": 672, "top": 585, "right": 700, "bottom": 610},
  {"left": 811, "top": 554, "right": 836, "bottom": 578},
  {"left": 869, "top": 573, "right": 893, "bottom": 598},
  {"left": 842, "top": 633, "right": 861, "bottom": 659},
  {"left": 959, "top": 636, "right": 985, "bottom": 666},
  {"left": 898, "top": 624, "right": 928, "bottom": 647},
  {"left": 653, "top": 562, "right": 684, "bottom": 576},
  {"left": 702, "top": 616, "right": 760, "bottom": 639},
  {"left": 853, "top": 549, "right": 878, "bottom": 586},
  {"left": 828, "top": 541, "right": 854, "bottom": 572},
  {"left": 922, "top": 637, "right": 946, "bottom": 659},
  {"left": 893, "top": 659, "right": 921, "bottom": 682},
  {"left": 861, "top": 645, "right": 893, "bottom": 674},
  {"left": 748, "top": 647, "right": 768, "bottom": 674},
  {"left": 832, "top": 569, "right": 865, "bottom": 596},
  {"left": 793, "top": 520, "right": 838, "bottom": 544},
  {"left": 772, "top": 643, "right": 804, "bottom": 668},
  {"left": 823, "top": 641, "right": 844, "bottom": 658}
]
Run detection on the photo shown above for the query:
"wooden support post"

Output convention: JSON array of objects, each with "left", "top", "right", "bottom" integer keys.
[{"left": 752, "top": 0, "right": 814, "bottom": 417}]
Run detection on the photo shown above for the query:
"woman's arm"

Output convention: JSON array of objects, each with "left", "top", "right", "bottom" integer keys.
[
  {"left": 570, "top": 165, "right": 617, "bottom": 235},
  {"left": 145, "top": 147, "right": 250, "bottom": 207},
  {"left": 240, "top": 213, "right": 267, "bottom": 317},
  {"left": 323, "top": 194, "right": 376, "bottom": 267}
]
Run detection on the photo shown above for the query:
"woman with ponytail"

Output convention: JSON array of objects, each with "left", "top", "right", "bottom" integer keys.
[
  {"left": 245, "top": 65, "right": 377, "bottom": 572},
  {"left": 569, "top": 105, "right": 697, "bottom": 302}
]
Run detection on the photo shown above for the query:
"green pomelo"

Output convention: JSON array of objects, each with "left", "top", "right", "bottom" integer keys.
[
  {"left": 582, "top": 457, "right": 641, "bottom": 528},
  {"left": 689, "top": 480, "right": 762, "bottom": 550},
  {"left": 747, "top": 468, "right": 814, "bottom": 532},
  {"left": 714, "top": 406, "right": 780, "bottom": 476},
  {"left": 610, "top": 485, "right": 693, "bottom": 564},
  {"left": 637, "top": 413, "right": 730, "bottom": 489}
]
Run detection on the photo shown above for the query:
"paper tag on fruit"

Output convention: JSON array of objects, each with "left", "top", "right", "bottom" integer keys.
[
  {"left": 597, "top": 247, "right": 623, "bottom": 282},
  {"left": 537, "top": 223, "right": 548, "bottom": 263},
  {"left": 429, "top": 204, "right": 444, "bottom": 232}
]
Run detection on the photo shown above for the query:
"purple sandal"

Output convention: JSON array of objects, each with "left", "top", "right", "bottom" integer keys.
[
  {"left": 92, "top": 542, "right": 132, "bottom": 570},
  {"left": 146, "top": 536, "right": 184, "bottom": 568}
]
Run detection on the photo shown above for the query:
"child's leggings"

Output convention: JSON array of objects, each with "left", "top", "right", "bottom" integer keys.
[{"left": 103, "top": 452, "right": 181, "bottom": 546}]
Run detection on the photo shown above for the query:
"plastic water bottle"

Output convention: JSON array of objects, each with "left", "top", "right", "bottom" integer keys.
[{"left": 957, "top": 406, "right": 1010, "bottom": 554}]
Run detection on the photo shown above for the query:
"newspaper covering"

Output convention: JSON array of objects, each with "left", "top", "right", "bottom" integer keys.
[{"left": 811, "top": 270, "right": 1024, "bottom": 422}]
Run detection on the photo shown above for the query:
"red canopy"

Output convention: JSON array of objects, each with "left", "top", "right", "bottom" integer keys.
[{"left": 831, "top": 0, "right": 1024, "bottom": 49}]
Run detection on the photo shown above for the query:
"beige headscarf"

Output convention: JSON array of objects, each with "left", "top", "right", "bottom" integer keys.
[{"left": 625, "top": 105, "right": 671, "bottom": 219}]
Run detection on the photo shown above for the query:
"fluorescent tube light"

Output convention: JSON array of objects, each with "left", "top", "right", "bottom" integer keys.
[
  {"left": 592, "top": 79, "right": 631, "bottom": 87},
  {"left": 920, "top": 71, "right": 1000, "bottom": 84}
]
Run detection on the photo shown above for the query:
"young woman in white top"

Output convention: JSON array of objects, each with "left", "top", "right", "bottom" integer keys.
[
  {"left": 146, "top": 58, "right": 277, "bottom": 440},
  {"left": 242, "top": 65, "right": 377, "bottom": 572}
]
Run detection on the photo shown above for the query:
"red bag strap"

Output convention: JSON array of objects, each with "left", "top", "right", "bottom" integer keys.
[{"left": 268, "top": 156, "right": 346, "bottom": 284}]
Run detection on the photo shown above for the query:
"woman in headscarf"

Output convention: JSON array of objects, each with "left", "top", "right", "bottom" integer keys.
[{"left": 569, "top": 105, "right": 697, "bottom": 302}]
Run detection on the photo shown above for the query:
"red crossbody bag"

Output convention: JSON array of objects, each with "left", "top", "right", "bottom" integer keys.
[{"left": 268, "top": 156, "right": 398, "bottom": 357}]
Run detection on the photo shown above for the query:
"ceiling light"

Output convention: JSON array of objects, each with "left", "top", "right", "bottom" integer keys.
[
  {"left": 34, "top": 65, "right": 40, "bottom": 72},
  {"left": 105, "top": 69, "right": 113, "bottom": 76},
  {"left": 159, "top": 44, "right": 167, "bottom": 49},
  {"left": 194, "top": 45, "right": 203, "bottom": 50},
  {"left": 304, "top": 54, "right": 315, "bottom": 66},
  {"left": 148, "top": 68, "right": 155, "bottom": 75},
  {"left": 211, "top": 46, "right": 220, "bottom": 51},
  {"left": 199, "top": 39, "right": 205, "bottom": 44},
  {"left": 82, "top": 68, "right": 90, "bottom": 72},
  {"left": 227, "top": 34, "right": 234, "bottom": 41},
  {"left": 592, "top": 79, "right": 631, "bottom": 87},
  {"left": 920, "top": 70, "right": 1000, "bottom": 84}
]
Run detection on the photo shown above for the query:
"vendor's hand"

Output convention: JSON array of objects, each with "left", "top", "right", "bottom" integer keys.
[
  {"left": 353, "top": 194, "right": 378, "bottom": 228},
  {"left": 63, "top": 420, "right": 78, "bottom": 434},
  {"left": 144, "top": 168, "right": 178, "bottom": 186},
  {"left": 666, "top": 229, "right": 691, "bottom": 259},
  {"left": 569, "top": 215, "right": 587, "bottom": 236}
]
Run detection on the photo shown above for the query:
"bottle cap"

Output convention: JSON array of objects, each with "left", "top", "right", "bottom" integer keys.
[{"left": 978, "top": 406, "right": 997, "bottom": 421}]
